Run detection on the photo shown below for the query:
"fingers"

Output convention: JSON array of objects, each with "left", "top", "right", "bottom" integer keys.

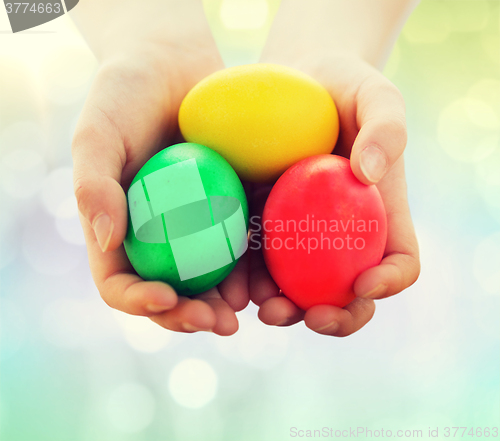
[
  {"left": 103, "top": 274, "right": 178, "bottom": 316},
  {"left": 257, "top": 295, "right": 375, "bottom": 337},
  {"left": 247, "top": 181, "right": 376, "bottom": 337},
  {"left": 74, "top": 175, "right": 127, "bottom": 253},
  {"left": 79, "top": 210, "right": 176, "bottom": 312},
  {"left": 73, "top": 60, "right": 245, "bottom": 336},
  {"left": 72, "top": 59, "right": 172, "bottom": 252},
  {"left": 218, "top": 253, "right": 250, "bottom": 312},
  {"left": 82, "top": 212, "right": 235, "bottom": 335},
  {"left": 72, "top": 61, "right": 185, "bottom": 328},
  {"left": 304, "top": 298, "right": 376, "bottom": 337},
  {"left": 354, "top": 252, "right": 420, "bottom": 300},
  {"left": 354, "top": 157, "right": 420, "bottom": 299},
  {"left": 195, "top": 289, "right": 239, "bottom": 335},
  {"left": 247, "top": 184, "right": 281, "bottom": 306},
  {"left": 350, "top": 73, "right": 407, "bottom": 185},
  {"left": 149, "top": 296, "right": 217, "bottom": 333},
  {"left": 258, "top": 295, "right": 305, "bottom": 326},
  {"left": 249, "top": 245, "right": 281, "bottom": 306},
  {"left": 72, "top": 72, "right": 128, "bottom": 252},
  {"left": 149, "top": 288, "right": 240, "bottom": 336}
]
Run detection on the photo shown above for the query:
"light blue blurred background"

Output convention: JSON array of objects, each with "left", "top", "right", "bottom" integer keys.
[{"left": 0, "top": 1, "right": 499, "bottom": 440}]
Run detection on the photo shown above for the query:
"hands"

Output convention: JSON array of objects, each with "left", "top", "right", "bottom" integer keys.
[
  {"left": 249, "top": 54, "right": 420, "bottom": 336},
  {"left": 72, "top": 0, "right": 251, "bottom": 336},
  {"left": 241, "top": 0, "right": 421, "bottom": 337},
  {"left": 72, "top": 0, "right": 420, "bottom": 338}
]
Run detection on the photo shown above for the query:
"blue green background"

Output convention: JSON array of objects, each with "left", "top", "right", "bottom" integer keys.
[{"left": 0, "top": 1, "right": 499, "bottom": 440}]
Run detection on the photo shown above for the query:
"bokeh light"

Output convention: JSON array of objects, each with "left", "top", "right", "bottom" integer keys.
[
  {"left": 21, "top": 209, "right": 84, "bottom": 275},
  {"left": 446, "top": 0, "right": 490, "bottom": 33},
  {"left": 481, "top": 28, "right": 500, "bottom": 67},
  {"left": 0, "top": 58, "right": 41, "bottom": 128},
  {"left": 41, "top": 166, "right": 74, "bottom": 216},
  {"left": 39, "top": 45, "right": 97, "bottom": 106},
  {"left": 402, "top": 1, "right": 451, "bottom": 44},
  {"left": 220, "top": 0, "right": 269, "bottom": 30},
  {"left": 41, "top": 297, "right": 91, "bottom": 349},
  {"left": 476, "top": 173, "right": 500, "bottom": 224},
  {"left": 1, "top": 2, "right": 499, "bottom": 440},
  {"left": 168, "top": 358, "right": 218, "bottom": 409},
  {"left": 0, "top": 148, "right": 46, "bottom": 199},
  {"left": 0, "top": 205, "right": 20, "bottom": 269},
  {"left": 0, "top": 298, "right": 27, "bottom": 361},
  {"left": 0, "top": 121, "right": 46, "bottom": 155},
  {"left": 112, "top": 310, "right": 173, "bottom": 353},
  {"left": 106, "top": 383, "right": 156, "bottom": 433},
  {"left": 473, "top": 232, "right": 500, "bottom": 295},
  {"left": 215, "top": 311, "right": 290, "bottom": 369},
  {"left": 468, "top": 78, "right": 500, "bottom": 121},
  {"left": 437, "top": 97, "right": 499, "bottom": 163},
  {"left": 55, "top": 202, "right": 86, "bottom": 245},
  {"left": 40, "top": 167, "right": 86, "bottom": 244}
]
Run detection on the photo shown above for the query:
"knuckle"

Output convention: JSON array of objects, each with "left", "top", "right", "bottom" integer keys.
[
  {"left": 387, "top": 115, "right": 408, "bottom": 147},
  {"left": 71, "top": 124, "right": 97, "bottom": 155},
  {"left": 73, "top": 176, "right": 97, "bottom": 222},
  {"left": 411, "top": 255, "right": 422, "bottom": 286},
  {"left": 90, "top": 276, "right": 113, "bottom": 308},
  {"left": 98, "top": 58, "right": 157, "bottom": 88},
  {"left": 371, "top": 113, "right": 407, "bottom": 153},
  {"left": 376, "top": 77, "right": 405, "bottom": 103},
  {"left": 99, "top": 290, "right": 114, "bottom": 310},
  {"left": 73, "top": 176, "right": 87, "bottom": 205},
  {"left": 399, "top": 253, "right": 421, "bottom": 291},
  {"left": 71, "top": 109, "right": 121, "bottom": 157}
]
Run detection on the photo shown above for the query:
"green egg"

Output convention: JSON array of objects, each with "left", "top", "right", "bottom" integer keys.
[{"left": 124, "top": 143, "right": 249, "bottom": 296}]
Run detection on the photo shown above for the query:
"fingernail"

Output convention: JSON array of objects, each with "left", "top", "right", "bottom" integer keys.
[
  {"left": 360, "top": 283, "right": 388, "bottom": 299},
  {"left": 182, "top": 322, "right": 212, "bottom": 333},
  {"left": 360, "top": 145, "right": 388, "bottom": 183},
  {"left": 93, "top": 214, "right": 113, "bottom": 252},
  {"left": 275, "top": 318, "right": 289, "bottom": 326},
  {"left": 314, "top": 320, "right": 339, "bottom": 333},
  {"left": 146, "top": 303, "right": 172, "bottom": 313}
]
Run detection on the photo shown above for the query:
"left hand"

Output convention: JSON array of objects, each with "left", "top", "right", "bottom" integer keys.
[{"left": 248, "top": 53, "right": 421, "bottom": 336}]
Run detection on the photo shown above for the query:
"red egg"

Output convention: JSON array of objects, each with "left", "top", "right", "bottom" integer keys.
[{"left": 261, "top": 155, "right": 387, "bottom": 310}]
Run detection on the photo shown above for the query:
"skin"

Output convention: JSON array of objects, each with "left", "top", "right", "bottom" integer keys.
[{"left": 71, "top": 0, "right": 421, "bottom": 337}]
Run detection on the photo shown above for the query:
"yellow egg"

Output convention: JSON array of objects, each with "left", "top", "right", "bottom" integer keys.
[{"left": 178, "top": 63, "right": 339, "bottom": 183}]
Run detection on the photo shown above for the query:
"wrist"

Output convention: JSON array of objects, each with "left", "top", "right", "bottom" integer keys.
[{"left": 260, "top": 0, "right": 419, "bottom": 70}]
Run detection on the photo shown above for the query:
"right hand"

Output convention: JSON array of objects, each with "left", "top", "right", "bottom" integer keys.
[{"left": 72, "top": 10, "right": 251, "bottom": 336}]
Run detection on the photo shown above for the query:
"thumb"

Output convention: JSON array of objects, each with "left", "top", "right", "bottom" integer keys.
[
  {"left": 72, "top": 107, "right": 128, "bottom": 253},
  {"left": 350, "top": 75, "right": 407, "bottom": 185},
  {"left": 71, "top": 59, "right": 172, "bottom": 253}
]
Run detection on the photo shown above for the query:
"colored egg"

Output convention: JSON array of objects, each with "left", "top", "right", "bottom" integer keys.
[
  {"left": 124, "top": 143, "right": 249, "bottom": 296},
  {"left": 178, "top": 63, "right": 339, "bottom": 183},
  {"left": 262, "top": 155, "right": 387, "bottom": 310}
]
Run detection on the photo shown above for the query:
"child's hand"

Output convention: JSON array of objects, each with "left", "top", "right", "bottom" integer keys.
[
  {"left": 249, "top": 54, "right": 421, "bottom": 336},
  {"left": 72, "top": 9, "right": 250, "bottom": 336}
]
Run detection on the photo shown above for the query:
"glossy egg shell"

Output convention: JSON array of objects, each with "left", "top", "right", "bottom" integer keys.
[
  {"left": 262, "top": 155, "right": 387, "bottom": 309},
  {"left": 124, "top": 143, "right": 248, "bottom": 296},
  {"left": 178, "top": 63, "right": 339, "bottom": 183}
]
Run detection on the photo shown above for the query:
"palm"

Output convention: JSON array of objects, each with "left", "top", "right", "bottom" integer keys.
[
  {"left": 246, "top": 55, "right": 420, "bottom": 336},
  {"left": 74, "top": 37, "right": 258, "bottom": 335}
]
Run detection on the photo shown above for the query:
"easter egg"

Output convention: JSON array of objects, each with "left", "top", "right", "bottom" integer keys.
[
  {"left": 178, "top": 63, "right": 339, "bottom": 183},
  {"left": 124, "top": 143, "right": 249, "bottom": 296},
  {"left": 262, "top": 155, "right": 387, "bottom": 309}
]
